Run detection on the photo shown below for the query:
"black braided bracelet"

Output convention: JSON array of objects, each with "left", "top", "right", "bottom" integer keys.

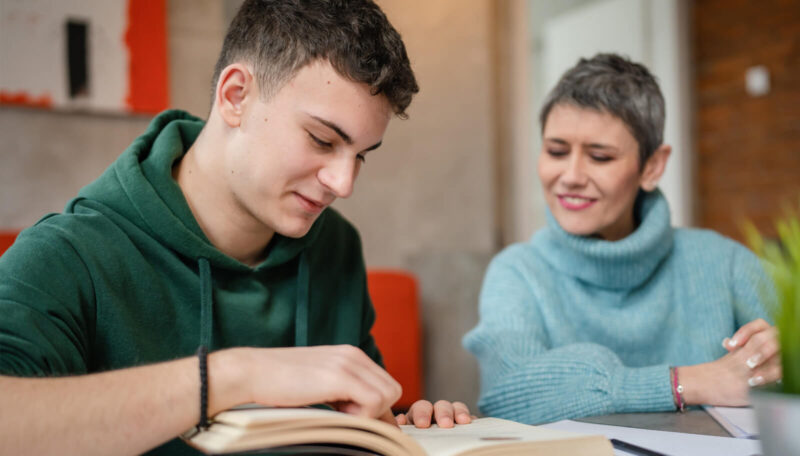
[{"left": 197, "top": 345, "right": 210, "bottom": 430}]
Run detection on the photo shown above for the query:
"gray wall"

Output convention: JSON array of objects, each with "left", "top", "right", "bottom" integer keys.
[
  {"left": 0, "top": 0, "right": 494, "bottom": 412},
  {"left": 334, "top": 0, "right": 495, "bottom": 409}
]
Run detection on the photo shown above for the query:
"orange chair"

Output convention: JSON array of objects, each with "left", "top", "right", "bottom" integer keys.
[
  {"left": 367, "top": 269, "right": 424, "bottom": 411},
  {"left": 0, "top": 231, "right": 18, "bottom": 256}
]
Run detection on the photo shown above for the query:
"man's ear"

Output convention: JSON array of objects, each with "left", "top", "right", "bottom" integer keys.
[
  {"left": 213, "top": 63, "right": 255, "bottom": 128},
  {"left": 640, "top": 144, "right": 671, "bottom": 192}
]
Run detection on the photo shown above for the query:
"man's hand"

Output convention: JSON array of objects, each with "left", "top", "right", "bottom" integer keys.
[
  {"left": 218, "top": 345, "right": 402, "bottom": 420},
  {"left": 394, "top": 399, "right": 474, "bottom": 428}
]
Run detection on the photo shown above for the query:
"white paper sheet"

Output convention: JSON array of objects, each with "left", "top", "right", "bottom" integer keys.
[
  {"left": 703, "top": 406, "right": 759, "bottom": 438},
  {"left": 541, "top": 420, "right": 763, "bottom": 456}
]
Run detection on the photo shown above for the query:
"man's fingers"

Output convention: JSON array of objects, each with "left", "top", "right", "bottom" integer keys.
[
  {"left": 395, "top": 413, "right": 408, "bottom": 425},
  {"left": 378, "top": 409, "right": 399, "bottom": 427},
  {"left": 452, "top": 401, "right": 472, "bottom": 424},
  {"left": 433, "top": 400, "right": 455, "bottom": 428},
  {"left": 328, "top": 346, "right": 402, "bottom": 416},
  {"left": 408, "top": 400, "right": 433, "bottom": 428}
]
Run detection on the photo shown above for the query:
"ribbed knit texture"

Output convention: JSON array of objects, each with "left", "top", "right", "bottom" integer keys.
[{"left": 463, "top": 190, "right": 770, "bottom": 424}]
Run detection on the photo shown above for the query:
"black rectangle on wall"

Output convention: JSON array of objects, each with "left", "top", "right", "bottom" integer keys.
[{"left": 66, "top": 20, "right": 89, "bottom": 98}]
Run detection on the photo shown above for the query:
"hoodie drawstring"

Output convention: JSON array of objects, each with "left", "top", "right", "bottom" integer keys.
[
  {"left": 197, "top": 252, "right": 309, "bottom": 349},
  {"left": 199, "top": 258, "right": 213, "bottom": 349},
  {"left": 294, "top": 251, "right": 310, "bottom": 347}
]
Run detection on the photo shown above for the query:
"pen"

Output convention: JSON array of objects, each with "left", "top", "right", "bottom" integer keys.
[{"left": 610, "top": 438, "right": 669, "bottom": 456}]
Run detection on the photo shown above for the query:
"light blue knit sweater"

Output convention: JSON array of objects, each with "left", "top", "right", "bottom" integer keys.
[{"left": 463, "top": 190, "right": 770, "bottom": 424}]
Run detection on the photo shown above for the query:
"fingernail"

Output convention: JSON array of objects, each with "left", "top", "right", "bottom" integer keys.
[
  {"left": 746, "top": 354, "right": 761, "bottom": 369},
  {"left": 748, "top": 376, "right": 764, "bottom": 387},
  {"left": 439, "top": 417, "right": 453, "bottom": 427},
  {"left": 727, "top": 338, "right": 738, "bottom": 348}
]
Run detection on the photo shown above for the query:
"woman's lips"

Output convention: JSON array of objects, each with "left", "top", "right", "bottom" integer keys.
[{"left": 557, "top": 195, "right": 597, "bottom": 210}]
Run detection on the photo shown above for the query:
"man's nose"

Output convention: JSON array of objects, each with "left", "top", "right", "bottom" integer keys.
[{"left": 318, "top": 155, "right": 357, "bottom": 198}]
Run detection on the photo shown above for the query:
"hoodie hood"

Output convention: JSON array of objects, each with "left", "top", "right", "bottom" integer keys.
[
  {"left": 75, "top": 109, "right": 324, "bottom": 273},
  {"left": 72, "top": 110, "right": 329, "bottom": 349}
]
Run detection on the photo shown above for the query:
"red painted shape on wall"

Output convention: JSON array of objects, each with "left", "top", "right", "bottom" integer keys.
[
  {"left": 0, "top": 91, "right": 53, "bottom": 109},
  {"left": 125, "top": 0, "right": 169, "bottom": 114}
]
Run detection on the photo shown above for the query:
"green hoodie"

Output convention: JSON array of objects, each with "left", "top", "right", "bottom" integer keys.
[{"left": 0, "top": 110, "right": 382, "bottom": 455}]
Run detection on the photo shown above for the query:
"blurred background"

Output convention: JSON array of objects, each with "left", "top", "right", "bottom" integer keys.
[{"left": 1, "top": 0, "right": 798, "bottom": 412}]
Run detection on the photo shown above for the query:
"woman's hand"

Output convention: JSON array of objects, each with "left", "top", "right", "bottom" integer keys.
[
  {"left": 394, "top": 400, "right": 474, "bottom": 428},
  {"left": 678, "top": 319, "right": 781, "bottom": 406}
]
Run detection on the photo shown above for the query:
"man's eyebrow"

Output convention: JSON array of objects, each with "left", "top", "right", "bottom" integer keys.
[
  {"left": 310, "top": 115, "right": 353, "bottom": 145},
  {"left": 310, "top": 114, "right": 382, "bottom": 151},
  {"left": 363, "top": 141, "right": 382, "bottom": 152}
]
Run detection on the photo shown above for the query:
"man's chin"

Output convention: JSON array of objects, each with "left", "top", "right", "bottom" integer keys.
[{"left": 276, "top": 220, "right": 316, "bottom": 239}]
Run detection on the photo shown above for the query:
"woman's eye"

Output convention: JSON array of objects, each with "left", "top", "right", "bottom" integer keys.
[
  {"left": 308, "top": 132, "right": 332, "bottom": 148},
  {"left": 547, "top": 149, "right": 568, "bottom": 157},
  {"left": 356, "top": 154, "right": 366, "bottom": 164}
]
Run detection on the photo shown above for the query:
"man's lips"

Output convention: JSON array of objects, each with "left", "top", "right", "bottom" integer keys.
[
  {"left": 294, "top": 192, "right": 328, "bottom": 214},
  {"left": 557, "top": 194, "right": 597, "bottom": 210}
]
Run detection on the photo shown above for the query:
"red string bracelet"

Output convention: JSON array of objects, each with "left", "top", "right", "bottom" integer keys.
[{"left": 670, "top": 367, "right": 685, "bottom": 412}]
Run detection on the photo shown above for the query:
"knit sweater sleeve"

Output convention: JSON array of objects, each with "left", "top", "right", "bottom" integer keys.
[
  {"left": 463, "top": 251, "right": 675, "bottom": 424},
  {"left": 729, "top": 242, "right": 773, "bottom": 326}
]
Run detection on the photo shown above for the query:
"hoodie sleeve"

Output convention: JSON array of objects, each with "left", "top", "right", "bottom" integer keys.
[
  {"left": 462, "top": 251, "right": 674, "bottom": 424},
  {"left": 352, "top": 231, "right": 383, "bottom": 367},
  {"left": 359, "top": 286, "right": 384, "bottom": 368},
  {"left": 0, "top": 221, "right": 96, "bottom": 377}
]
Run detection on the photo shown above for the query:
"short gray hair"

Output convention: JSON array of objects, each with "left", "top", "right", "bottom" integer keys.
[{"left": 539, "top": 53, "right": 665, "bottom": 169}]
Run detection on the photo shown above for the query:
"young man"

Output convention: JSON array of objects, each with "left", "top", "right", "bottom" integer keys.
[{"left": 0, "top": 1, "right": 469, "bottom": 455}]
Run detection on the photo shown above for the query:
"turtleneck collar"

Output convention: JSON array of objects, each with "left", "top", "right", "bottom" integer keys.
[{"left": 532, "top": 189, "right": 674, "bottom": 290}]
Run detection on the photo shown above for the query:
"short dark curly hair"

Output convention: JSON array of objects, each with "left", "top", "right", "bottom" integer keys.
[
  {"left": 539, "top": 53, "right": 665, "bottom": 169},
  {"left": 212, "top": 0, "right": 419, "bottom": 118}
]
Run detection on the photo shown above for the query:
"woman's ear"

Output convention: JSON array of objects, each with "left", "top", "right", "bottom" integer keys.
[
  {"left": 213, "top": 63, "right": 254, "bottom": 128},
  {"left": 640, "top": 144, "right": 671, "bottom": 192}
]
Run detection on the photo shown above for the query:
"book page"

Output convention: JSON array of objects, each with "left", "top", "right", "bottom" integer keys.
[
  {"left": 402, "top": 417, "right": 609, "bottom": 456},
  {"left": 188, "top": 407, "right": 425, "bottom": 456}
]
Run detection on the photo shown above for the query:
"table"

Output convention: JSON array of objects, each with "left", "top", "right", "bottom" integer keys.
[{"left": 576, "top": 408, "right": 731, "bottom": 437}]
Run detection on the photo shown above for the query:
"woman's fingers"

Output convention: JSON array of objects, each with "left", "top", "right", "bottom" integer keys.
[
  {"left": 748, "top": 355, "right": 782, "bottom": 387},
  {"left": 723, "top": 318, "right": 770, "bottom": 351},
  {"left": 741, "top": 327, "right": 780, "bottom": 370}
]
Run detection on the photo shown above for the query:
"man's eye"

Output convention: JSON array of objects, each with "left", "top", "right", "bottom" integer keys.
[
  {"left": 356, "top": 154, "right": 366, "bottom": 164},
  {"left": 308, "top": 132, "right": 332, "bottom": 148},
  {"left": 547, "top": 149, "right": 568, "bottom": 157},
  {"left": 590, "top": 155, "right": 612, "bottom": 162}
]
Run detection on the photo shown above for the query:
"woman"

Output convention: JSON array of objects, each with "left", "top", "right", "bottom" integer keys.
[{"left": 463, "top": 54, "right": 781, "bottom": 424}]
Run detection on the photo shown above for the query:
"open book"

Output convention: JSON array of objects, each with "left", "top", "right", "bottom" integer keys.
[{"left": 183, "top": 407, "right": 613, "bottom": 455}]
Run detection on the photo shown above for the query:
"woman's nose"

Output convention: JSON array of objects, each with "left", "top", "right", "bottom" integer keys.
[{"left": 561, "top": 155, "right": 589, "bottom": 187}]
